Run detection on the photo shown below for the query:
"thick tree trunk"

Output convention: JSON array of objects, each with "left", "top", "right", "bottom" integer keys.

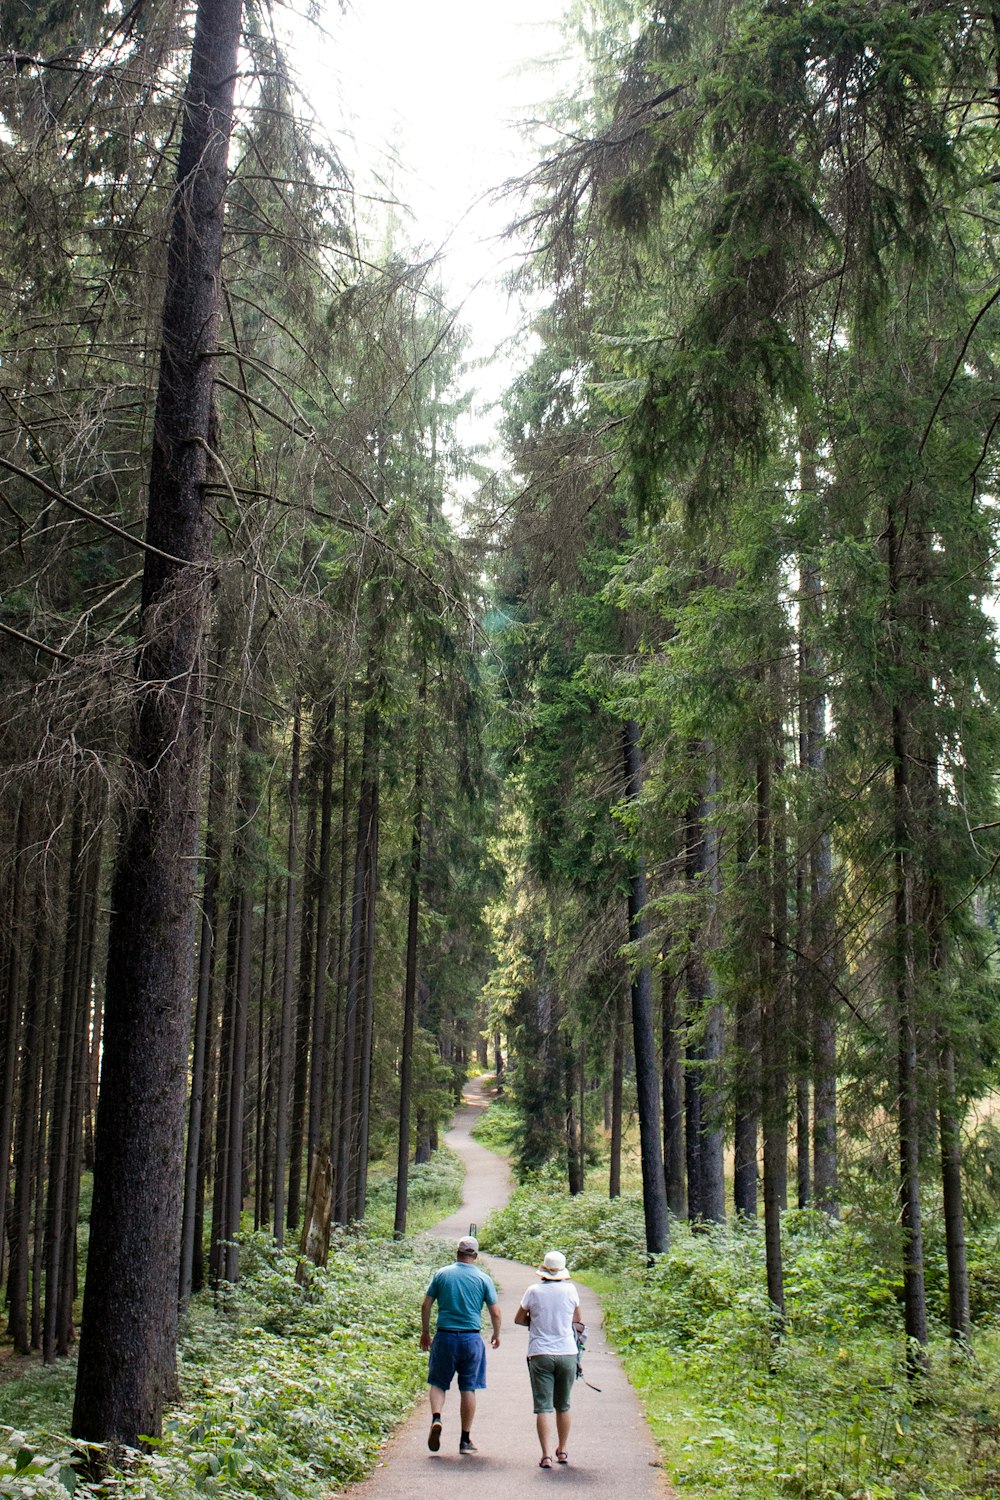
[
  {"left": 622, "top": 720, "right": 669, "bottom": 1254},
  {"left": 72, "top": 0, "right": 243, "bottom": 1445}
]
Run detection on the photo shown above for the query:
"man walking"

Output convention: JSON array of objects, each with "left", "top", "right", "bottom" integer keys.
[{"left": 420, "top": 1235, "right": 501, "bottom": 1455}]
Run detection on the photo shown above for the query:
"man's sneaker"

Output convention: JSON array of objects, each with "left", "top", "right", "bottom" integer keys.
[
  {"left": 459, "top": 1436, "right": 478, "bottom": 1455},
  {"left": 428, "top": 1419, "right": 442, "bottom": 1452}
]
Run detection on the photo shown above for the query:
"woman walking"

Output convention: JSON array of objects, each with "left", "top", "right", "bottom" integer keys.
[{"left": 514, "top": 1250, "right": 582, "bottom": 1469}]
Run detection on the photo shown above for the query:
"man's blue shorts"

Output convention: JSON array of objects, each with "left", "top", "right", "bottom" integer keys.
[{"left": 427, "top": 1330, "right": 487, "bottom": 1391}]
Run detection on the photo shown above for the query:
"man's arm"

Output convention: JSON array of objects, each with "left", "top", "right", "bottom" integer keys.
[
  {"left": 419, "top": 1294, "right": 434, "bottom": 1352},
  {"left": 488, "top": 1300, "right": 502, "bottom": 1348},
  {"left": 514, "top": 1304, "right": 529, "bottom": 1326}
]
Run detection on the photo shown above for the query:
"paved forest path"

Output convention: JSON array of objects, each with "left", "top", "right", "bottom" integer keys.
[{"left": 340, "top": 1075, "right": 672, "bottom": 1499}]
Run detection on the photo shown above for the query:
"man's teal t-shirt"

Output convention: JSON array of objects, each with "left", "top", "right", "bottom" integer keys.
[{"left": 426, "top": 1261, "right": 498, "bottom": 1331}]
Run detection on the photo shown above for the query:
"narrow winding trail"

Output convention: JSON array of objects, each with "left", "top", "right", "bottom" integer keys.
[{"left": 341, "top": 1076, "right": 672, "bottom": 1498}]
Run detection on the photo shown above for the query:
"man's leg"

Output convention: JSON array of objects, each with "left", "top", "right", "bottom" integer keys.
[
  {"left": 555, "top": 1409, "right": 571, "bottom": 1457},
  {"left": 459, "top": 1389, "right": 476, "bottom": 1434},
  {"left": 427, "top": 1332, "right": 455, "bottom": 1453},
  {"left": 457, "top": 1333, "right": 486, "bottom": 1452},
  {"left": 428, "top": 1386, "right": 446, "bottom": 1451}
]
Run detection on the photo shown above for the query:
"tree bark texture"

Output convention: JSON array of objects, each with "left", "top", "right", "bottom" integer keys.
[
  {"left": 661, "top": 968, "right": 685, "bottom": 1217},
  {"left": 622, "top": 720, "right": 669, "bottom": 1254},
  {"left": 273, "top": 704, "right": 301, "bottom": 1247},
  {"left": 394, "top": 690, "right": 425, "bottom": 1236},
  {"left": 73, "top": 0, "right": 244, "bottom": 1444},
  {"left": 308, "top": 701, "right": 336, "bottom": 1176},
  {"left": 288, "top": 778, "right": 317, "bottom": 1231},
  {"left": 336, "top": 683, "right": 378, "bottom": 1223},
  {"left": 609, "top": 987, "right": 624, "bottom": 1200},
  {"left": 888, "top": 503, "right": 930, "bottom": 1370},
  {"left": 352, "top": 776, "right": 380, "bottom": 1219},
  {"left": 180, "top": 709, "right": 229, "bottom": 1303}
]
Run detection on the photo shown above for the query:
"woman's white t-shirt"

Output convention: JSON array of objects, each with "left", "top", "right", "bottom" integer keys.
[{"left": 520, "top": 1279, "right": 580, "bottom": 1356}]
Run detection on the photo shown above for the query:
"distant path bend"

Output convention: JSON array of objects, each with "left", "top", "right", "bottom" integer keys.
[{"left": 340, "top": 1074, "right": 672, "bottom": 1498}]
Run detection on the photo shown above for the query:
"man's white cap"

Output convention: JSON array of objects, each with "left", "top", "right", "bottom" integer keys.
[{"left": 457, "top": 1235, "right": 479, "bottom": 1253}]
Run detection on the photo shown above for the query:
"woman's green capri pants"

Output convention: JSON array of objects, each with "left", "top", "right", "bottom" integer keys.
[{"left": 527, "top": 1353, "right": 577, "bottom": 1413}]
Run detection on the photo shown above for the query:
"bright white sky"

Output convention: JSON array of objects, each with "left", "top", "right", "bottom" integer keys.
[{"left": 283, "top": 0, "right": 583, "bottom": 458}]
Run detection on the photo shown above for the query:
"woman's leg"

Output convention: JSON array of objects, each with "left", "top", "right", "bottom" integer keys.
[{"left": 536, "top": 1411, "right": 554, "bottom": 1458}]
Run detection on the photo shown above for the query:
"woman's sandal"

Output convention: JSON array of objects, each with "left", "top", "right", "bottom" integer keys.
[
  {"left": 555, "top": 1451, "right": 569, "bottom": 1465},
  {"left": 539, "top": 1456, "right": 554, "bottom": 1469}
]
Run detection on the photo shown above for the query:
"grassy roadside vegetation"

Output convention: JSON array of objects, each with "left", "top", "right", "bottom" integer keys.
[
  {"left": 479, "top": 1118, "right": 1000, "bottom": 1500},
  {"left": 0, "top": 1149, "right": 463, "bottom": 1499},
  {"left": 469, "top": 1097, "right": 520, "bottom": 1156}
]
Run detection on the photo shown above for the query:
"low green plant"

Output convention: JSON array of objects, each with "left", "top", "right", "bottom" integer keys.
[
  {"left": 482, "top": 1181, "right": 646, "bottom": 1271},
  {"left": 469, "top": 1099, "right": 520, "bottom": 1156},
  {"left": 482, "top": 1180, "right": 1000, "bottom": 1500},
  {"left": 0, "top": 1224, "right": 452, "bottom": 1499},
  {"left": 363, "top": 1146, "right": 464, "bottom": 1235}
]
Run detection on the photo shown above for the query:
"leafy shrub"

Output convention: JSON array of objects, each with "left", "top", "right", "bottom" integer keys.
[
  {"left": 480, "top": 1175, "right": 1000, "bottom": 1500},
  {"left": 0, "top": 1228, "right": 452, "bottom": 1500},
  {"left": 482, "top": 1183, "right": 646, "bottom": 1271},
  {"left": 470, "top": 1099, "right": 520, "bottom": 1155},
  {"left": 363, "top": 1146, "right": 464, "bottom": 1236}
]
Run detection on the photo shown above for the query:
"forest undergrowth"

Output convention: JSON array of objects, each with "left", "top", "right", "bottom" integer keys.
[
  {"left": 482, "top": 1153, "right": 1000, "bottom": 1500},
  {"left": 0, "top": 1150, "right": 463, "bottom": 1499}
]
